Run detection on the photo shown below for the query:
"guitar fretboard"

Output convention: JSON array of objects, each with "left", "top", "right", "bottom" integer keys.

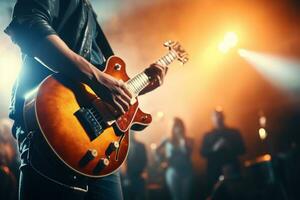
[{"left": 126, "top": 50, "right": 178, "bottom": 96}]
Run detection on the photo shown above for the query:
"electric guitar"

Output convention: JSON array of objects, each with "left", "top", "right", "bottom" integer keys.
[{"left": 24, "top": 41, "right": 188, "bottom": 177}]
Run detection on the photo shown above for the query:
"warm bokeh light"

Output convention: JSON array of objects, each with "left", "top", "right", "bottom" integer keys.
[
  {"left": 218, "top": 32, "right": 238, "bottom": 54},
  {"left": 154, "top": 111, "right": 165, "bottom": 122},
  {"left": 259, "top": 128, "right": 267, "bottom": 140},
  {"left": 0, "top": 50, "right": 21, "bottom": 96},
  {"left": 259, "top": 115, "right": 267, "bottom": 127},
  {"left": 244, "top": 154, "right": 271, "bottom": 167}
]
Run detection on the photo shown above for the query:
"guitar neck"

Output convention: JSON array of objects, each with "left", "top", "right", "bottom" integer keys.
[{"left": 126, "top": 51, "right": 178, "bottom": 96}]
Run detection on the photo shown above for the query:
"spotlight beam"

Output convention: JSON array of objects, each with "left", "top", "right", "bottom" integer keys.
[{"left": 238, "top": 49, "right": 300, "bottom": 92}]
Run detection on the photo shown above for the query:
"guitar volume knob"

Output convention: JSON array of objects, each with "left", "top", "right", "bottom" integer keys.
[
  {"left": 110, "top": 141, "right": 120, "bottom": 151},
  {"left": 79, "top": 149, "right": 98, "bottom": 167},
  {"left": 105, "top": 141, "right": 120, "bottom": 156},
  {"left": 93, "top": 158, "right": 110, "bottom": 174},
  {"left": 101, "top": 158, "right": 110, "bottom": 166},
  {"left": 89, "top": 149, "right": 98, "bottom": 158}
]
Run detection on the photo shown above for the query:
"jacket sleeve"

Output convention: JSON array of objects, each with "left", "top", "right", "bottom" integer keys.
[{"left": 4, "top": 0, "right": 60, "bottom": 56}]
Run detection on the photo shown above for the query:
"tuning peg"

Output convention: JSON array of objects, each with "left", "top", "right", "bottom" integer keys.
[
  {"left": 164, "top": 40, "right": 176, "bottom": 48},
  {"left": 182, "top": 57, "right": 189, "bottom": 64}
]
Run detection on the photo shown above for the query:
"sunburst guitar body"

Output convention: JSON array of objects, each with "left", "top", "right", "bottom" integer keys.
[{"left": 23, "top": 41, "right": 188, "bottom": 177}]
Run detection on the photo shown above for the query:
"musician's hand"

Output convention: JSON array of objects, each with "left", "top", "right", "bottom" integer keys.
[
  {"left": 97, "top": 72, "right": 132, "bottom": 115},
  {"left": 141, "top": 63, "right": 167, "bottom": 94}
]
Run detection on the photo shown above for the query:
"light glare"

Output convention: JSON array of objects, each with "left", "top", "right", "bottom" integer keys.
[
  {"left": 259, "top": 128, "right": 267, "bottom": 140},
  {"left": 218, "top": 32, "right": 238, "bottom": 54}
]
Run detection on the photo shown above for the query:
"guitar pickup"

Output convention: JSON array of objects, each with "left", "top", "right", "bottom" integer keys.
[{"left": 74, "top": 107, "right": 104, "bottom": 140}]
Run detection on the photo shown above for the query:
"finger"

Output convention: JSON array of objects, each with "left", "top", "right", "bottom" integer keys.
[
  {"left": 118, "top": 80, "right": 133, "bottom": 98},
  {"left": 157, "top": 76, "right": 163, "bottom": 86},
  {"left": 112, "top": 96, "right": 126, "bottom": 114},
  {"left": 165, "top": 67, "right": 169, "bottom": 75},
  {"left": 116, "top": 87, "right": 131, "bottom": 104},
  {"left": 115, "top": 95, "right": 130, "bottom": 112},
  {"left": 154, "top": 66, "right": 165, "bottom": 81},
  {"left": 151, "top": 63, "right": 164, "bottom": 68},
  {"left": 152, "top": 63, "right": 166, "bottom": 72}
]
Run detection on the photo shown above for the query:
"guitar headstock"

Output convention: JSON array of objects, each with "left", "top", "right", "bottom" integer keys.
[{"left": 164, "top": 40, "right": 189, "bottom": 64}]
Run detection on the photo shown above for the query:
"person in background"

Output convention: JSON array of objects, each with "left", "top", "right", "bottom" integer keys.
[
  {"left": 200, "top": 107, "right": 246, "bottom": 190},
  {"left": 156, "top": 117, "right": 193, "bottom": 200},
  {"left": 122, "top": 132, "right": 148, "bottom": 200},
  {"left": 0, "top": 118, "right": 20, "bottom": 200}
]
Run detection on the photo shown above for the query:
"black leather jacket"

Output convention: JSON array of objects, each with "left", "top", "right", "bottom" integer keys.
[{"left": 5, "top": 0, "right": 113, "bottom": 135}]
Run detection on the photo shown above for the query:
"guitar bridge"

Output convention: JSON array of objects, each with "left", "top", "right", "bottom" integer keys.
[{"left": 74, "top": 107, "right": 104, "bottom": 140}]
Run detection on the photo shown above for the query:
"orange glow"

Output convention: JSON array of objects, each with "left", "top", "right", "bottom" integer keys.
[
  {"left": 218, "top": 32, "right": 238, "bottom": 54},
  {"left": 245, "top": 154, "right": 272, "bottom": 167},
  {"left": 100, "top": 1, "right": 294, "bottom": 171},
  {"left": 1, "top": 0, "right": 296, "bottom": 172}
]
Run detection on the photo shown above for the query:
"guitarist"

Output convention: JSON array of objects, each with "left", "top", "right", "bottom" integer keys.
[{"left": 5, "top": 0, "right": 166, "bottom": 200}]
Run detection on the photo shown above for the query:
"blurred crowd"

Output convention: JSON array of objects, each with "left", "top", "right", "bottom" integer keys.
[
  {"left": 0, "top": 119, "right": 20, "bottom": 200},
  {"left": 1, "top": 107, "right": 300, "bottom": 200}
]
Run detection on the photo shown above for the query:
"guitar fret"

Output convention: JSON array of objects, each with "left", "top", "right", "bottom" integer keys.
[
  {"left": 169, "top": 51, "right": 176, "bottom": 61},
  {"left": 127, "top": 72, "right": 150, "bottom": 96},
  {"left": 137, "top": 76, "right": 144, "bottom": 90},
  {"left": 169, "top": 51, "right": 176, "bottom": 59},
  {"left": 162, "top": 57, "right": 168, "bottom": 67},
  {"left": 135, "top": 77, "right": 140, "bottom": 88},
  {"left": 163, "top": 56, "right": 169, "bottom": 64},
  {"left": 126, "top": 45, "right": 186, "bottom": 97},
  {"left": 168, "top": 52, "right": 176, "bottom": 60},
  {"left": 162, "top": 57, "right": 169, "bottom": 66},
  {"left": 157, "top": 59, "right": 165, "bottom": 67},
  {"left": 165, "top": 55, "right": 172, "bottom": 64},
  {"left": 138, "top": 73, "right": 147, "bottom": 92},
  {"left": 172, "top": 51, "right": 177, "bottom": 59},
  {"left": 126, "top": 84, "right": 134, "bottom": 95},
  {"left": 131, "top": 81, "right": 138, "bottom": 94},
  {"left": 136, "top": 76, "right": 142, "bottom": 91},
  {"left": 167, "top": 52, "right": 174, "bottom": 62}
]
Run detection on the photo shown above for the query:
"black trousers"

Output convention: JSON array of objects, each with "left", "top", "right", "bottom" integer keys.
[
  {"left": 17, "top": 129, "right": 123, "bottom": 200},
  {"left": 19, "top": 165, "right": 123, "bottom": 200}
]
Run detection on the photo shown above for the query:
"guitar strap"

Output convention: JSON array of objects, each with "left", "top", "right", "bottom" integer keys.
[
  {"left": 58, "top": 0, "right": 114, "bottom": 60},
  {"left": 56, "top": 0, "right": 79, "bottom": 33},
  {"left": 95, "top": 23, "right": 114, "bottom": 59},
  {"left": 22, "top": 1, "right": 78, "bottom": 59}
]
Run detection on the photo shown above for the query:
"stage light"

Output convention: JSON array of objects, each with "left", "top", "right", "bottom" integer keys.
[
  {"left": 218, "top": 42, "right": 230, "bottom": 54},
  {"left": 0, "top": 52, "right": 21, "bottom": 95},
  {"left": 218, "top": 32, "right": 238, "bottom": 54},
  {"left": 238, "top": 49, "right": 247, "bottom": 57},
  {"left": 259, "top": 128, "right": 267, "bottom": 140},
  {"left": 238, "top": 49, "right": 300, "bottom": 92},
  {"left": 262, "top": 154, "right": 271, "bottom": 161},
  {"left": 224, "top": 32, "right": 238, "bottom": 47},
  {"left": 259, "top": 116, "right": 267, "bottom": 127}
]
